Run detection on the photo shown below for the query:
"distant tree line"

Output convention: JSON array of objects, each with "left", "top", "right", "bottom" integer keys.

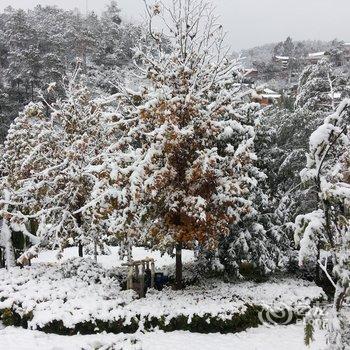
[{"left": 0, "top": 1, "right": 142, "bottom": 141}]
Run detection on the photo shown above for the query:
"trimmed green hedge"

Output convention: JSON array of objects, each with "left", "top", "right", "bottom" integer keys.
[{"left": 0, "top": 304, "right": 300, "bottom": 335}]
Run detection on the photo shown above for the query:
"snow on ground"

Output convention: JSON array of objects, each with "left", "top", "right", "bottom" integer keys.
[
  {"left": 0, "top": 247, "right": 327, "bottom": 347},
  {"left": 0, "top": 256, "right": 325, "bottom": 331},
  {"left": 123, "top": 278, "right": 325, "bottom": 325},
  {"left": 0, "top": 324, "right": 326, "bottom": 350},
  {"left": 32, "top": 246, "right": 195, "bottom": 269}
]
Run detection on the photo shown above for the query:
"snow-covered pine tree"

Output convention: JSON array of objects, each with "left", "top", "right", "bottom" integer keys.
[
  {"left": 260, "top": 57, "right": 350, "bottom": 280},
  {"left": 218, "top": 105, "right": 291, "bottom": 278},
  {"left": 296, "top": 57, "right": 348, "bottom": 113},
  {"left": 295, "top": 100, "right": 350, "bottom": 349},
  {"left": 87, "top": 1, "right": 142, "bottom": 95},
  {"left": 0, "top": 66, "right": 113, "bottom": 262},
  {"left": 94, "top": 0, "right": 267, "bottom": 288}
]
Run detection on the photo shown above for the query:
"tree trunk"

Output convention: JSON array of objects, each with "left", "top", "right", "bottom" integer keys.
[
  {"left": 2, "top": 220, "right": 16, "bottom": 269},
  {"left": 315, "top": 242, "right": 321, "bottom": 285},
  {"left": 1, "top": 190, "right": 16, "bottom": 269},
  {"left": 31, "top": 81, "right": 34, "bottom": 102},
  {"left": 175, "top": 243, "right": 183, "bottom": 289},
  {"left": 93, "top": 239, "right": 98, "bottom": 262},
  {"left": 76, "top": 212, "right": 83, "bottom": 257},
  {"left": 78, "top": 241, "right": 83, "bottom": 257},
  {"left": 17, "top": 81, "right": 20, "bottom": 104},
  {"left": 334, "top": 285, "right": 347, "bottom": 312},
  {"left": 323, "top": 200, "right": 334, "bottom": 248}
]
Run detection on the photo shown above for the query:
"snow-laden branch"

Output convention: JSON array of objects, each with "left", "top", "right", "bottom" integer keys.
[{"left": 318, "top": 257, "right": 336, "bottom": 289}]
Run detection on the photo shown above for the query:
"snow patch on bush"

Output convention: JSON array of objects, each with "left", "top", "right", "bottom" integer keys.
[{"left": 0, "top": 258, "right": 135, "bottom": 329}]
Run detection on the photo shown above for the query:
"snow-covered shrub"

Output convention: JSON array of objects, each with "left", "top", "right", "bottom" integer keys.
[
  {"left": 59, "top": 258, "right": 110, "bottom": 284},
  {"left": 0, "top": 259, "right": 136, "bottom": 330}
]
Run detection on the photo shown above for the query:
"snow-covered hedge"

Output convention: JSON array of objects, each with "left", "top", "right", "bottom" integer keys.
[{"left": 0, "top": 258, "right": 325, "bottom": 334}]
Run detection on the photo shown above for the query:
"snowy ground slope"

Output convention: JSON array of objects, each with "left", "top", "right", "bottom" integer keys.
[
  {"left": 0, "top": 324, "right": 326, "bottom": 350},
  {"left": 32, "top": 246, "right": 195, "bottom": 269},
  {"left": 0, "top": 255, "right": 325, "bottom": 331}
]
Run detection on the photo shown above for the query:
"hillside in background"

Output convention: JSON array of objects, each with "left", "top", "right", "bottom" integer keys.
[{"left": 241, "top": 39, "right": 336, "bottom": 66}]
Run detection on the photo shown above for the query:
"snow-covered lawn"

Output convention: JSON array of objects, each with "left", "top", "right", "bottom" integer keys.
[
  {"left": 0, "top": 247, "right": 330, "bottom": 350},
  {"left": 0, "top": 247, "right": 328, "bottom": 348},
  {"left": 0, "top": 253, "right": 325, "bottom": 332},
  {"left": 0, "top": 324, "right": 326, "bottom": 350}
]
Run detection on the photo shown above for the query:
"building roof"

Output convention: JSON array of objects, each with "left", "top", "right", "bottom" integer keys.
[
  {"left": 263, "top": 88, "right": 278, "bottom": 94},
  {"left": 243, "top": 68, "right": 258, "bottom": 75},
  {"left": 261, "top": 94, "right": 281, "bottom": 99},
  {"left": 275, "top": 55, "right": 290, "bottom": 61},
  {"left": 307, "top": 52, "right": 325, "bottom": 59},
  {"left": 252, "top": 88, "right": 281, "bottom": 100}
]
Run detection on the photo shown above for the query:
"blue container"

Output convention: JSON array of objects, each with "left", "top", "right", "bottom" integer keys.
[{"left": 154, "top": 272, "right": 169, "bottom": 290}]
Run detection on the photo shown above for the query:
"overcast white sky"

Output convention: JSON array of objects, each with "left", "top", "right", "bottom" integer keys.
[{"left": 0, "top": 0, "right": 349, "bottom": 50}]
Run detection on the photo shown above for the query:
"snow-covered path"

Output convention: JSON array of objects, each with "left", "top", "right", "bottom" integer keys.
[{"left": 0, "top": 324, "right": 326, "bottom": 350}]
